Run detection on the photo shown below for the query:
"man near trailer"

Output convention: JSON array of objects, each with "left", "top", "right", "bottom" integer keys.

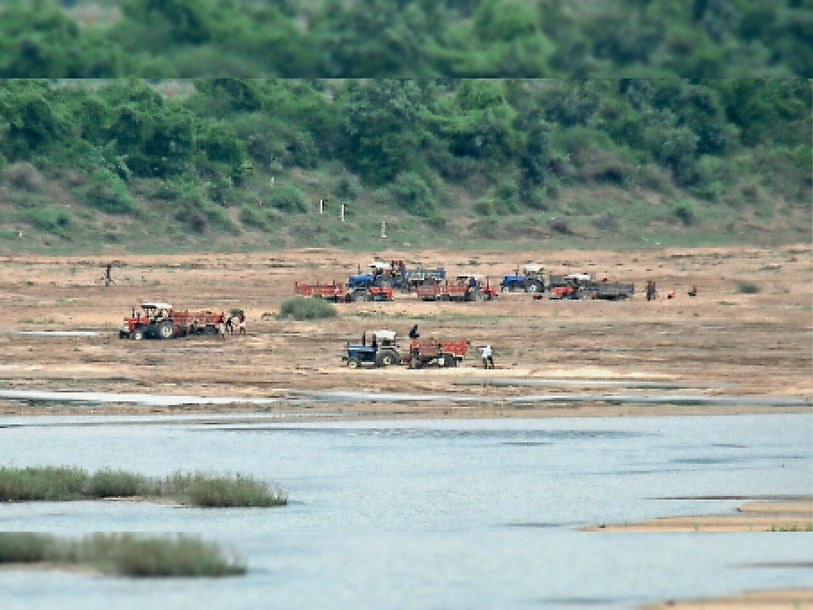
[{"left": 479, "top": 345, "right": 494, "bottom": 369}]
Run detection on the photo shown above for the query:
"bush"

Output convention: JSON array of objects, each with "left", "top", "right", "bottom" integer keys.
[
  {"left": 549, "top": 217, "right": 571, "bottom": 234},
  {"left": 84, "top": 469, "right": 150, "bottom": 498},
  {"left": 76, "top": 168, "right": 134, "bottom": 214},
  {"left": 268, "top": 184, "right": 307, "bottom": 213},
  {"left": 390, "top": 172, "right": 436, "bottom": 217},
  {"left": 278, "top": 296, "right": 337, "bottom": 320},
  {"left": 735, "top": 280, "right": 760, "bottom": 294},
  {"left": 673, "top": 200, "right": 697, "bottom": 226},
  {"left": 2, "top": 162, "right": 45, "bottom": 191},
  {"left": 22, "top": 206, "right": 72, "bottom": 235},
  {"left": 239, "top": 205, "right": 270, "bottom": 230}
]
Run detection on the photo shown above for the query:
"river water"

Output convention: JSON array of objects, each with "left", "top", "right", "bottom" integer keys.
[{"left": 1, "top": 413, "right": 811, "bottom": 610}]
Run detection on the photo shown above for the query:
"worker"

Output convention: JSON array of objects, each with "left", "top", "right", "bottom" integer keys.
[
  {"left": 667, "top": 289, "right": 676, "bottom": 299},
  {"left": 225, "top": 316, "right": 234, "bottom": 335},
  {"left": 479, "top": 345, "right": 494, "bottom": 369},
  {"left": 103, "top": 263, "right": 115, "bottom": 287},
  {"left": 688, "top": 284, "right": 698, "bottom": 297},
  {"left": 409, "top": 324, "right": 419, "bottom": 339},
  {"left": 218, "top": 315, "right": 226, "bottom": 340},
  {"left": 409, "top": 344, "right": 420, "bottom": 369},
  {"left": 238, "top": 312, "right": 246, "bottom": 335}
]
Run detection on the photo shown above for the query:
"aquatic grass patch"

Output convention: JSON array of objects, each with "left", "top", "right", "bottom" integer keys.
[
  {"left": 0, "top": 533, "right": 245, "bottom": 577},
  {"left": 278, "top": 296, "right": 337, "bottom": 320},
  {"left": 0, "top": 467, "right": 287, "bottom": 507},
  {"left": 161, "top": 472, "right": 288, "bottom": 507}
]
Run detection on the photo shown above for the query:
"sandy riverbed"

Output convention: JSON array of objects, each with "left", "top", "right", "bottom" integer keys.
[{"left": 0, "top": 244, "right": 810, "bottom": 417}]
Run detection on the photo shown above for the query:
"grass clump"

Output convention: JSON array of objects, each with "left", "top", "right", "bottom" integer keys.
[
  {"left": 735, "top": 280, "right": 760, "bottom": 294},
  {"left": 161, "top": 472, "right": 287, "bottom": 507},
  {"left": 278, "top": 296, "right": 337, "bottom": 321},
  {"left": 0, "top": 533, "right": 245, "bottom": 577},
  {"left": 0, "top": 466, "right": 287, "bottom": 507}
]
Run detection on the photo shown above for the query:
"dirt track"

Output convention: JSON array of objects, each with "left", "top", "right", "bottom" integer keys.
[{"left": 0, "top": 244, "right": 811, "bottom": 417}]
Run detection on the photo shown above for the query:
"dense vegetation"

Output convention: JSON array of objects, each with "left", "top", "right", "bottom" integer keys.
[
  {"left": 0, "top": 465, "right": 288, "bottom": 506},
  {"left": 0, "top": 0, "right": 810, "bottom": 77},
  {"left": 0, "top": 533, "right": 246, "bottom": 577},
  {"left": 0, "top": 78, "right": 810, "bottom": 251}
]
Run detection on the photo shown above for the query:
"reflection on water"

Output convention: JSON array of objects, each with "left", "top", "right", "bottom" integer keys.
[{"left": 0, "top": 414, "right": 811, "bottom": 610}]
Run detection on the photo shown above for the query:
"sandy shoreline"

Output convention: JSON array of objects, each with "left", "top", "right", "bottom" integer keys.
[{"left": 583, "top": 497, "right": 813, "bottom": 532}]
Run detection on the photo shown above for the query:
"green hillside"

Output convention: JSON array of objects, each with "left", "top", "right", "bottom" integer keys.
[
  {"left": 0, "top": 79, "right": 810, "bottom": 253},
  {"left": 0, "top": 0, "right": 810, "bottom": 78}
]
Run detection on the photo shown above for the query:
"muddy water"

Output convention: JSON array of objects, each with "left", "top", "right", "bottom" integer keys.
[{"left": 1, "top": 413, "right": 811, "bottom": 610}]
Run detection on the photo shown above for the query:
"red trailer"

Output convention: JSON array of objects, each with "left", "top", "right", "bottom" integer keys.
[
  {"left": 294, "top": 281, "right": 345, "bottom": 302},
  {"left": 408, "top": 338, "right": 469, "bottom": 368},
  {"left": 417, "top": 275, "right": 497, "bottom": 302}
]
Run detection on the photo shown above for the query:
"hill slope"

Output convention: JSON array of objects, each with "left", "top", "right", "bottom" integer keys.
[{"left": 0, "top": 79, "right": 810, "bottom": 253}]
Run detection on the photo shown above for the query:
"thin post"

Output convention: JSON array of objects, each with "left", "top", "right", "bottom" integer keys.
[
  {"left": 319, "top": 199, "right": 324, "bottom": 214},
  {"left": 380, "top": 220, "right": 387, "bottom": 238},
  {"left": 340, "top": 203, "right": 345, "bottom": 222}
]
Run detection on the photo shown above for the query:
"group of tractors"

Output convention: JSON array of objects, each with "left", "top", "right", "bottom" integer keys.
[
  {"left": 342, "top": 329, "right": 469, "bottom": 369},
  {"left": 294, "top": 259, "right": 634, "bottom": 304}
]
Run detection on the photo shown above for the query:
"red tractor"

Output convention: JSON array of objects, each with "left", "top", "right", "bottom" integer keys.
[{"left": 119, "top": 302, "right": 224, "bottom": 340}]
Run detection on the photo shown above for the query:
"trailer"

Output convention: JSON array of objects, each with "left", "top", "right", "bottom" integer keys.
[
  {"left": 407, "top": 338, "right": 468, "bottom": 368},
  {"left": 590, "top": 281, "right": 634, "bottom": 300},
  {"left": 345, "top": 285, "right": 394, "bottom": 302},
  {"left": 417, "top": 275, "right": 497, "bottom": 302},
  {"left": 119, "top": 302, "right": 225, "bottom": 340},
  {"left": 294, "top": 281, "right": 345, "bottom": 302}
]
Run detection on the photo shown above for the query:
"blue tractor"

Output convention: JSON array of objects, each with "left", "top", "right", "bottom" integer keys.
[
  {"left": 342, "top": 330, "right": 403, "bottom": 368},
  {"left": 500, "top": 264, "right": 545, "bottom": 293}
]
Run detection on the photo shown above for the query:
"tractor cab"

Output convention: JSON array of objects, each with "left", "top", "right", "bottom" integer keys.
[
  {"left": 120, "top": 302, "right": 174, "bottom": 340},
  {"left": 456, "top": 274, "right": 497, "bottom": 301}
]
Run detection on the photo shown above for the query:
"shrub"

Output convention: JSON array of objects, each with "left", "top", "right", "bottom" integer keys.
[
  {"left": 390, "top": 172, "right": 436, "bottom": 217},
  {"left": 177, "top": 473, "right": 287, "bottom": 508},
  {"left": 735, "top": 280, "right": 760, "bottom": 294},
  {"left": 549, "top": 217, "right": 571, "bottom": 234},
  {"left": 278, "top": 296, "right": 337, "bottom": 320},
  {"left": 22, "top": 206, "right": 72, "bottom": 235},
  {"left": 268, "top": 183, "right": 307, "bottom": 212},
  {"left": 76, "top": 168, "right": 134, "bottom": 214},
  {"left": 673, "top": 200, "right": 696, "bottom": 226},
  {"left": 239, "top": 205, "right": 270, "bottom": 230},
  {"left": 2, "top": 162, "right": 45, "bottom": 191}
]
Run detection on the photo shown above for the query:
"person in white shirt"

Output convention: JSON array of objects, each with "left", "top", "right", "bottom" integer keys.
[{"left": 479, "top": 345, "right": 494, "bottom": 369}]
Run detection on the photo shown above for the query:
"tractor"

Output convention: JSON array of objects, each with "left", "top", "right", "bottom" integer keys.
[
  {"left": 119, "top": 303, "right": 224, "bottom": 340},
  {"left": 500, "top": 264, "right": 546, "bottom": 293},
  {"left": 343, "top": 330, "right": 402, "bottom": 368}
]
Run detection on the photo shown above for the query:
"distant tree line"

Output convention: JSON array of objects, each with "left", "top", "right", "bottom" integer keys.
[
  {"left": 0, "top": 0, "right": 809, "bottom": 77},
  {"left": 1, "top": 79, "right": 808, "bottom": 230}
]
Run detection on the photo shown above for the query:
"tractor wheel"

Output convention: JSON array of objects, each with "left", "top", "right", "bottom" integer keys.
[
  {"left": 130, "top": 328, "right": 144, "bottom": 341},
  {"left": 576, "top": 287, "right": 590, "bottom": 300},
  {"left": 527, "top": 281, "right": 541, "bottom": 293},
  {"left": 350, "top": 290, "right": 364, "bottom": 303},
  {"left": 500, "top": 285, "right": 510, "bottom": 293},
  {"left": 439, "top": 294, "right": 451, "bottom": 302},
  {"left": 441, "top": 354, "right": 455, "bottom": 368},
  {"left": 347, "top": 358, "right": 361, "bottom": 369},
  {"left": 375, "top": 350, "right": 399, "bottom": 367},
  {"left": 157, "top": 320, "right": 174, "bottom": 339}
]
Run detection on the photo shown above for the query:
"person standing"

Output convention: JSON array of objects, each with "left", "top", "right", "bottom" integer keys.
[
  {"left": 479, "top": 345, "right": 494, "bottom": 369},
  {"left": 238, "top": 312, "right": 246, "bottom": 335},
  {"left": 408, "top": 324, "right": 419, "bottom": 339}
]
